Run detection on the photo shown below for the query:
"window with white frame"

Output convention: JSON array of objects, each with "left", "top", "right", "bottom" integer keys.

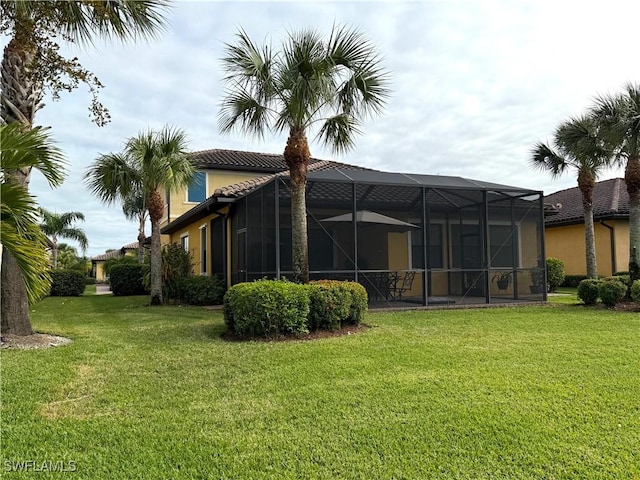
[
  {"left": 180, "top": 233, "right": 189, "bottom": 252},
  {"left": 187, "top": 171, "right": 206, "bottom": 203}
]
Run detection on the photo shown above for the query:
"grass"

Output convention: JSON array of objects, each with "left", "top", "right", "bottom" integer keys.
[{"left": 1, "top": 296, "right": 639, "bottom": 479}]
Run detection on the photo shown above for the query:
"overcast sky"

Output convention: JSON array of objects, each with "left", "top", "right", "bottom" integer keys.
[{"left": 7, "top": 0, "right": 639, "bottom": 257}]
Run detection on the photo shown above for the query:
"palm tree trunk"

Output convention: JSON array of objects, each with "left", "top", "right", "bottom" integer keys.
[
  {"left": 137, "top": 228, "right": 146, "bottom": 265},
  {"left": 1, "top": 33, "right": 45, "bottom": 335},
  {"left": 1, "top": 248, "right": 34, "bottom": 335},
  {"left": 149, "top": 219, "right": 162, "bottom": 305},
  {"left": 284, "top": 129, "right": 310, "bottom": 284},
  {"left": 626, "top": 155, "right": 640, "bottom": 282},
  {"left": 583, "top": 204, "right": 598, "bottom": 278}
]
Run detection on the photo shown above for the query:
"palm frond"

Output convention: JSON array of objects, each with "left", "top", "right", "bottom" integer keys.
[
  {"left": 58, "top": 0, "right": 170, "bottom": 45},
  {"left": 58, "top": 227, "right": 89, "bottom": 252},
  {"left": 218, "top": 88, "right": 271, "bottom": 137},
  {"left": 0, "top": 124, "right": 66, "bottom": 187},
  {"left": 529, "top": 142, "right": 569, "bottom": 178},
  {"left": 316, "top": 114, "right": 362, "bottom": 154},
  {"left": 84, "top": 152, "right": 140, "bottom": 204}
]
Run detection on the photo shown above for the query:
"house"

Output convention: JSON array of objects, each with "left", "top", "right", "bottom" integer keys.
[
  {"left": 544, "top": 178, "right": 630, "bottom": 277},
  {"left": 162, "top": 149, "right": 547, "bottom": 307},
  {"left": 91, "top": 241, "right": 140, "bottom": 282}
]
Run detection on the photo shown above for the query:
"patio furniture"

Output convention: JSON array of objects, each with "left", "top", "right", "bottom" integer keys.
[{"left": 390, "top": 271, "right": 416, "bottom": 301}]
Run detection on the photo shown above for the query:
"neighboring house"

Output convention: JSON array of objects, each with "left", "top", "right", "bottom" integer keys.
[
  {"left": 91, "top": 241, "right": 140, "bottom": 282},
  {"left": 544, "top": 178, "right": 630, "bottom": 276},
  {"left": 162, "top": 150, "right": 547, "bottom": 307}
]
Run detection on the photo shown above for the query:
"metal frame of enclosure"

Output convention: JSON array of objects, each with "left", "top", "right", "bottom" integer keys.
[{"left": 229, "top": 169, "right": 547, "bottom": 307}]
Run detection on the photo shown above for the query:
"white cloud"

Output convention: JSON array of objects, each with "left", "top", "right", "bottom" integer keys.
[{"left": 4, "top": 0, "right": 636, "bottom": 256}]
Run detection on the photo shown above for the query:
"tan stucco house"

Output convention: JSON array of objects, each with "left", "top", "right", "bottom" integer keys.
[{"left": 544, "top": 178, "right": 630, "bottom": 277}]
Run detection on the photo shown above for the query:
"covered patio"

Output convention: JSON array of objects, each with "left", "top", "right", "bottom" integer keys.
[{"left": 229, "top": 168, "right": 547, "bottom": 307}]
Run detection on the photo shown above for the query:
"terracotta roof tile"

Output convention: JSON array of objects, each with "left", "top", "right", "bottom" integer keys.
[
  {"left": 544, "top": 178, "right": 629, "bottom": 225},
  {"left": 192, "top": 148, "right": 341, "bottom": 173}
]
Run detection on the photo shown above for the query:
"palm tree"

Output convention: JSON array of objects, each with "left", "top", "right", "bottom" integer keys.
[
  {"left": 531, "top": 115, "right": 611, "bottom": 279},
  {"left": 218, "top": 25, "right": 390, "bottom": 283},
  {"left": 85, "top": 126, "right": 194, "bottom": 305},
  {"left": 122, "top": 189, "right": 148, "bottom": 264},
  {"left": 38, "top": 207, "right": 88, "bottom": 269},
  {"left": 591, "top": 83, "right": 640, "bottom": 282},
  {"left": 1, "top": 0, "right": 169, "bottom": 335},
  {"left": 1, "top": 123, "right": 65, "bottom": 334}
]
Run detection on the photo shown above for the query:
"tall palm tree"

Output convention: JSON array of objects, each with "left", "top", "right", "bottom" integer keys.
[
  {"left": 219, "top": 25, "right": 390, "bottom": 283},
  {"left": 84, "top": 126, "right": 194, "bottom": 305},
  {"left": 122, "top": 189, "right": 148, "bottom": 264},
  {"left": 38, "top": 207, "right": 88, "bottom": 269},
  {"left": 1, "top": 123, "right": 65, "bottom": 334},
  {"left": 1, "top": 0, "right": 169, "bottom": 335},
  {"left": 531, "top": 115, "right": 611, "bottom": 279},
  {"left": 591, "top": 82, "right": 640, "bottom": 282}
]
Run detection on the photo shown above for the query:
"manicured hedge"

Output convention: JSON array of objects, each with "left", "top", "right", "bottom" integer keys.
[
  {"left": 175, "top": 275, "right": 225, "bottom": 306},
  {"left": 598, "top": 278, "right": 627, "bottom": 307},
  {"left": 577, "top": 279, "right": 599, "bottom": 305},
  {"left": 631, "top": 280, "right": 640, "bottom": 304},
  {"left": 224, "top": 280, "right": 310, "bottom": 337},
  {"left": 224, "top": 279, "right": 368, "bottom": 338},
  {"left": 110, "top": 264, "right": 148, "bottom": 296},
  {"left": 562, "top": 275, "right": 588, "bottom": 288},
  {"left": 545, "top": 257, "right": 565, "bottom": 292},
  {"left": 49, "top": 270, "right": 86, "bottom": 296}
]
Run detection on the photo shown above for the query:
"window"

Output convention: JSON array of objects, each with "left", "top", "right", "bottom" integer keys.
[
  {"left": 200, "top": 225, "right": 207, "bottom": 274},
  {"left": 490, "top": 224, "right": 518, "bottom": 268},
  {"left": 187, "top": 171, "right": 206, "bottom": 203},
  {"left": 410, "top": 223, "right": 443, "bottom": 269},
  {"left": 180, "top": 233, "right": 189, "bottom": 252}
]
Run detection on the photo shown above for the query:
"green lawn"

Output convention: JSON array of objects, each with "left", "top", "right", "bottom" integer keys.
[{"left": 2, "top": 296, "right": 639, "bottom": 479}]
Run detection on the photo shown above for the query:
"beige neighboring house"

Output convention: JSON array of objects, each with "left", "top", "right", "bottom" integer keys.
[
  {"left": 91, "top": 241, "right": 139, "bottom": 282},
  {"left": 544, "top": 178, "right": 630, "bottom": 276}
]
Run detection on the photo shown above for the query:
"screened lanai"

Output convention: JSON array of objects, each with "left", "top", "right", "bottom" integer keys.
[{"left": 230, "top": 168, "right": 547, "bottom": 307}]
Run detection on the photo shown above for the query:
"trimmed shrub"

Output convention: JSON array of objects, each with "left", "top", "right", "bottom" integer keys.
[
  {"left": 546, "top": 257, "right": 565, "bottom": 292},
  {"left": 308, "top": 282, "right": 351, "bottom": 330},
  {"left": 562, "top": 275, "right": 588, "bottom": 288},
  {"left": 110, "top": 264, "right": 148, "bottom": 296},
  {"left": 309, "top": 280, "right": 368, "bottom": 326},
  {"left": 224, "top": 280, "right": 310, "bottom": 337},
  {"left": 598, "top": 278, "right": 627, "bottom": 307},
  {"left": 104, "top": 255, "right": 138, "bottom": 277},
  {"left": 84, "top": 276, "right": 96, "bottom": 285},
  {"left": 49, "top": 270, "right": 86, "bottom": 296},
  {"left": 577, "top": 279, "right": 600, "bottom": 305},
  {"left": 175, "top": 275, "right": 225, "bottom": 306},
  {"left": 631, "top": 280, "right": 640, "bottom": 304}
]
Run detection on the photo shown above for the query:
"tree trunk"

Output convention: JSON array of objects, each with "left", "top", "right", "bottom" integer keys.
[
  {"left": 149, "top": 219, "right": 162, "bottom": 305},
  {"left": 1, "top": 31, "right": 44, "bottom": 335},
  {"left": 578, "top": 171, "right": 597, "bottom": 279},
  {"left": 283, "top": 129, "right": 310, "bottom": 284},
  {"left": 1, "top": 248, "right": 34, "bottom": 335},
  {"left": 625, "top": 155, "right": 640, "bottom": 282},
  {"left": 583, "top": 204, "right": 598, "bottom": 278},
  {"left": 137, "top": 228, "right": 146, "bottom": 265}
]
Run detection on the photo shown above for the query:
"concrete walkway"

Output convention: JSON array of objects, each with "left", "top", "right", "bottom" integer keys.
[{"left": 95, "top": 284, "right": 112, "bottom": 295}]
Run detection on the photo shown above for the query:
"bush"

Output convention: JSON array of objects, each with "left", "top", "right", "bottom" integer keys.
[
  {"left": 577, "top": 279, "right": 600, "bottom": 305},
  {"left": 175, "top": 275, "right": 225, "bottom": 306},
  {"left": 598, "top": 279, "right": 627, "bottom": 307},
  {"left": 160, "top": 244, "right": 192, "bottom": 300},
  {"left": 546, "top": 257, "right": 565, "bottom": 293},
  {"left": 562, "top": 275, "right": 588, "bottom": 288},
  {"left": 340, "top": 281, "right": 368, "bottom": 325},
  {"left": 224, "top": 280, "right": 310, "bottom": 337},
  {"left": 110, "top": 264, "right": 148, "bottom": 296},
  {"left": 104, "top": 255, "right": 138, "bottom": 277},
  {"left": 49, "top": 270, "right": 86, "bottom": 296},
  {"left": 308, "top": 282, "right": 351, "bottom": 330},
  {"left": 631, "top": 280, "right": 640, "bottom": 304},
  {"left": 85, "top": 276, "right": 96, "bottom": 285}
]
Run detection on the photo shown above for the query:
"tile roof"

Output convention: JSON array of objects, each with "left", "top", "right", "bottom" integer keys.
[
  {"left": 91, "top": 242, "right": 139, "bottom": 261},
  {"left": 192, "top": 148, "right": 339, "bottom": 173},
  {"left": 544, "top": 178, "right": 629, "bottom": 226}
]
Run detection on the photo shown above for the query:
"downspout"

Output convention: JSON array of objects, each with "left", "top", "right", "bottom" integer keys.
[{"left": 600, "top": 221, "right": 616, "bottom": 275}]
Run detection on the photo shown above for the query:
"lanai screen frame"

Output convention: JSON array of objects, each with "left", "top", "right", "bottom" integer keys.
[{"left": 229, "top": 169, "right": 547, "bottom": 306}]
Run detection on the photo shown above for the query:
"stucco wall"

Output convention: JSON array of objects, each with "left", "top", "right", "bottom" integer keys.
[{"left": 545, "top": 220, "right": 629, "bottom": 276}]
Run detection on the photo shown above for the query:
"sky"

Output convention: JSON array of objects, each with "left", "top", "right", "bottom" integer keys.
[{"left": 6, "top": 0, "right": 639, "bottom": 258}]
